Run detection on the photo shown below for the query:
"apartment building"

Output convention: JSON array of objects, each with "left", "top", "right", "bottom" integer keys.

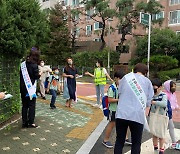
[{"left": 39, "top": 0, "right": 180, "bottom": 63}]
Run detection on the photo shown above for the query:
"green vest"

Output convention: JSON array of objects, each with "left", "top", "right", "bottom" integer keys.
[{"left": 94, "top": 68, "right": 106, "bottom": 85}]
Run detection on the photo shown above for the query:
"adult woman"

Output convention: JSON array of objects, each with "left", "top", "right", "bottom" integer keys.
[
  {"left": 20, "top": 47, "right": 41, "bottom": 128},
  {"left": 62, "top": 58, "right": 78, "bottom": 108},
  {"left": 114, "top": 63, "right": 154, "bottom": 154},
  {"left": 85, "top": 59, "right": 113, "bottom": 107}
]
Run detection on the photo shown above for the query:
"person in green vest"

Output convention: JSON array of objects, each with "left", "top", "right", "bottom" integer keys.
[{"left": 85, "top": 59, "right": 113, "bottom": 107}]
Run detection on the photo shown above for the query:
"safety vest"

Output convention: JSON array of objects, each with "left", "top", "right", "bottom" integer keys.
[{"left": 94, "top": 68, "right": 106, "bottom": 85}]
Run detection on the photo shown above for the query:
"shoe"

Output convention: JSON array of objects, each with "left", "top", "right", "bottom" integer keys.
[
  {"left": 22, "top": 123, "right": 28, "bottom": 128},
  {"left": 175, "top": 143, "right": 180, "bottom": 150},
  {"left": 125, "top": 139, "right": 132, "bottom": 145},
  {"left": 93, "top": 103, "right": 99, "bottom": 107},
  {"left": 28, "top": 124, "right": 38, "bottom": 128},
  {"left": 159, "top": 151, "right": 164, "bottom": 154},
  {"left": 170, "top": 143, "right": 177, "bottom": 149},
  {"left": 50, "top": 106, "right": 56, "bottom": 109},
  {"left": 102, "top": 141, "right": 113, "bottom": 148},
  {"left": 42, "top": 97, "right": 46, "bottom": 100}
]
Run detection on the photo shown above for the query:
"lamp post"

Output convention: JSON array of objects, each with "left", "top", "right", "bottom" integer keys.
[{"left": 107, "top": 18, "right": 113, "bottom": 75}]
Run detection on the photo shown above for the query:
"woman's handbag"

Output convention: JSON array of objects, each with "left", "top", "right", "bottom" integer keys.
[{"left": 149, "top": 107, "right": 169, "bottom": 138}]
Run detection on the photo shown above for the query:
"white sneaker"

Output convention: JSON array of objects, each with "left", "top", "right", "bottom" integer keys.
[{"left": 93, "top": 103, "right": 99, "bottom": 107}]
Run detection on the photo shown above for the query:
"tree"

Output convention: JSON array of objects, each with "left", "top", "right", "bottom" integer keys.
[
  {"left": 0, "top": 0, "right": 49, "bottom": 57},
  {"left": 116, "top": 0, "right": 163, "bottom": 53},
  {"left": 82, "top": 0, "right": 115, "bottom": 51},
  {"left": 136, "top": 28, "right": 179, "bottom": 58},
  {"left": 48, "top": 3, "right": 71, "bottom": 66}
]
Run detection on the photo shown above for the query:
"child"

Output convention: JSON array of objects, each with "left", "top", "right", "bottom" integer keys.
[
  {"left": 47, "top": 68, "right": 60, "bottom": 109},
  {"left": 164, "top": 80, "right": 180, "bottom": 149},
  {"left": 150, "top": 78, "right": 168, "bottom": 154},
  {"left": 102, "top": 70, "right": 128, "bottom": 148}
]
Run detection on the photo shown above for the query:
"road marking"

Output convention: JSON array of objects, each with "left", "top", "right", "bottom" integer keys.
[
  {"left": 125, "top": 128, "right": 180, "bottom": 154},
  {"left": 77, "top": 82, "right": 93, "bottom": 85},
  {"left": 76, "top": 117, "right": 108, "bottom": 154}
]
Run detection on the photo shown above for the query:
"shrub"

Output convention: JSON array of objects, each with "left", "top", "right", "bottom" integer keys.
[
  {"left": 157, "top": 68, "right": 180, "bottom": 82},
  {"left": 142, "top": 55, "right": 178, "bottom": 72},
  {"left": 72, "top": 49, "right": 120, "bottom": 70}
]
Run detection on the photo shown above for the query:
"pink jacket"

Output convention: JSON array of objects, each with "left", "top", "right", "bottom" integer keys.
[{"left": 164, "top": 80, "right": 179, "bottom": 110}]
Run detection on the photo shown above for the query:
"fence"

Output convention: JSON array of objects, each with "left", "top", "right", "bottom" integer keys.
[{"left": 0, "top": 54, "right": 20, "bottom": 124}]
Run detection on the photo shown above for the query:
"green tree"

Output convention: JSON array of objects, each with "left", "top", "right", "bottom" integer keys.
[
  {"left": 116, "top": 0, "right": 163, "bottom": 53},
  {"left": 48, "top": 3, "right": 71, "bottom": 66},
  {"left": 136, "top": 28, "right": 179, "bottom": 59},
  {"left": 82, "top": 0, "right": 115, "bottom": 51},
  {"left": 0, "top": 0, "right": 49, "bottom": 57},
  {"left": 142, "top": 55, "right": 178, "bottom": 72}
]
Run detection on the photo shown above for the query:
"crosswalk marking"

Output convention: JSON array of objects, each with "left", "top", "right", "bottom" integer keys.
[{"left": 125, "top": 128, "right": 180, "bottom": 154}]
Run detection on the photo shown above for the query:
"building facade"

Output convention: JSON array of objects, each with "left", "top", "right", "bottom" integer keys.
[{"left": 39, "top": 0, "right": 180, "bottom": 63}]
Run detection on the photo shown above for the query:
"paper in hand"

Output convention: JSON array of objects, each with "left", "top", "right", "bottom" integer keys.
[{"left": 4, "top": 94, "right": 13, "bottom": 100}]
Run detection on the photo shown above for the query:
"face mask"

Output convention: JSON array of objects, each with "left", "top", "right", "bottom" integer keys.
[
  {"left": 154, "top": 88, "right": 157, "bottom": 94},
  {"left": 68, "top": 61, "right": 72, "bottom": 65},
  {"left": 170, "top": 87, "right": 176, "bottom": 93},
  {"left": 54, "top": 71, "right": 59, "bottom": 75},
  {"left": 40, "top": 62, "right": 44, "bottom": 67}
]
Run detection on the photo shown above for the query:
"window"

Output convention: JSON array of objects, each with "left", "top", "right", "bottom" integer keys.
[
  {"left": 152, "top": 11, "right": 164, "bottom": 20},
  {"left": 118, "top": 25, "right": 132, "bottom": 34},
  {"left": 72, "top": 0, "right": 79, "bottom": 6},
  {"left": 86, "top": 9, "right": 94, "bottom": 20},
  {"left": 76, "top": 27, "right": 80, "bottom": 37},
  {"left": 169, "top": 10, "right": 180, "bottom": 24},
  {"left": 170, "top": 0, "right": 180, "bottom": 5},
  {"left": 86, "top": 25, "right": 92, "bottom": 36},
  {"left": 94, "top": 38, "right": 101, "bottom": 42},
  {"left": 74, "top": 14, "right": 79, "bottom": 21},
  {"left": 176, "top": 31, "right": 180, "bottom": 35},
  {"left": 94, "top": 22, "right": 103, "bottom": 30},
  {"left": 62, "top": 0, "right": 68, "bottom": 6}
]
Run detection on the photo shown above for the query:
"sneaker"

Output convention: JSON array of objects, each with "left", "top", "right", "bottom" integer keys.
[
  {"left": 102, "top": 141, "right": 113, "bottom": 148},
  {"left": 175, "top": 143, "right": 180, "bottom": 150},
  {"left": 93, "top": 103, "right": 99, "bottom": 107},
  {"left": 125, "top": 139, "right": 132, "bottom": 145},
  {"left": 170, "top": 143, "right": 176, "bottom": 149},
  {"left": 42, "top": 97, "right": 46, "bottom": 100}
]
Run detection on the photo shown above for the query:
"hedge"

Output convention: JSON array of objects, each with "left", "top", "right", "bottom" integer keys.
[
  {"left": 157, "top": 68, "right": 180, "bottom": 82},
  {"left": 0, "top": 54, "right": 20, "bottom": 124}
]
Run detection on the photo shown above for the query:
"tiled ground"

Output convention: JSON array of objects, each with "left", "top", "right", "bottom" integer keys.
[{"left": 0, "top": 95, "right": 103, "bottom": 154}]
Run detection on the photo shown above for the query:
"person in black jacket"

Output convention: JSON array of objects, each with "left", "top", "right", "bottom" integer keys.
[{"left": 20, "top": 47, "right": 41, "bottom": 128}]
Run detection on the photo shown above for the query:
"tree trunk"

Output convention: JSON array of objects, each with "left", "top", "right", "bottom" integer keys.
[{"left": 99, "top": 18, "right": 106, "bottom": 51}]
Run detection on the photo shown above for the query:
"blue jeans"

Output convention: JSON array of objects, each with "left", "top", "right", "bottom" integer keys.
[
  {"left": 50, "top": 89, "right": 57, "bottom": 107},
  {"left": 95, "top": 84, "right": 104, "bottom": 105}
]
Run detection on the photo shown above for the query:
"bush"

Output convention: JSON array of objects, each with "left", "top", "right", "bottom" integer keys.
[
  {"left": 157, "top": 68, "right": 180, "bottom": 82},
  {"left": 142, "top": 55, "right": 178, "bottom": 71},
  {"left": 72, "top": 49, "right": 120, "bottom": 69}
]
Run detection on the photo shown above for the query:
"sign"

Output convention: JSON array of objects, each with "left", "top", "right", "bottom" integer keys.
[{"left": 140, "top": 12, "right": 150, "bottom": 26}]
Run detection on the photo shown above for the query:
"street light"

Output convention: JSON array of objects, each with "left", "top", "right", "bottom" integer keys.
[{"left": 107, "top": 18, "right": 113, "bottom": 75}]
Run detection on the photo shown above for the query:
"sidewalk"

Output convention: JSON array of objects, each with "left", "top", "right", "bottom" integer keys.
[{"left": 0, "top": 94, "right": 103, "bottom": 154}]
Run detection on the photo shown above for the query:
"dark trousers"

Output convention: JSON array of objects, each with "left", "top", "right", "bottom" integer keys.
[
  {"left": 21, "top": 95, "right": 36, "bottom": 125},
  {"left": 114, "top": 118, "right": 144, "bottom": 154},
  {"left": 50, "top": 89, "right": 57, "bottom": 107}
]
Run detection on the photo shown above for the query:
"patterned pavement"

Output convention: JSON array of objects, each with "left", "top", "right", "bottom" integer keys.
[{"left": 0, "top": 94, "right": 103, "bottom": 154}]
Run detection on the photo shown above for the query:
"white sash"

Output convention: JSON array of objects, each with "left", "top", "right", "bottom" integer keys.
[
  {"left": 21, "top": 61, "right": 37, "bottom": 100},
  {"left": 125, "top": 72, "right": 150, "bottom": 131}
]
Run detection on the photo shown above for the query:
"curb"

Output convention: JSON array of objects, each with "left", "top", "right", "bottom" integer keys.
[{"left": 76, "top": 117, "right": 108, "bottom": 154}]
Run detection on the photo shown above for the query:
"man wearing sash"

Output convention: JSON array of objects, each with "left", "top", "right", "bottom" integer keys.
[
  {"left": 114, "top": 63, "right": 154, "bottom": 154},
  {"left": 20, "top": 47, "right": 40, "bottom": 128}
]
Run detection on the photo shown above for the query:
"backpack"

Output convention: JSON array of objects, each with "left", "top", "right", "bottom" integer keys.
[{"left": 102, "top": 85, "right": 117, "bottom": 117}]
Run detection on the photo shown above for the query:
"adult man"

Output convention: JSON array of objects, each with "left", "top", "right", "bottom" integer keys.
[{"left": 38, "top": 60, "right": 52, "bottom": 100}]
